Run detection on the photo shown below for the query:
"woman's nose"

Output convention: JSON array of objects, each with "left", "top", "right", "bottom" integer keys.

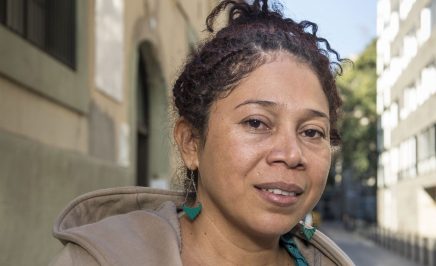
[{"left": 266, "top": 131, "right": 305, "bottom": 169}]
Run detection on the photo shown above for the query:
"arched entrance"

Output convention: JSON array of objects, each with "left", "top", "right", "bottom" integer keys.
[
  {"left": 136, "top": 43, "right": 150, "bottom": 186},
  {"left": 135, "top": 41, "right": 170, "bottom": 187}
]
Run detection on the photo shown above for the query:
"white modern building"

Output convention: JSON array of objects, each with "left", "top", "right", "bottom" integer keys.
[{"left": 377, "top": 0, "right": 436, "bottom": 240}]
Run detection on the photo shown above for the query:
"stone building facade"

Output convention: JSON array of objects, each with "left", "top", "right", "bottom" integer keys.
[{"left": 0, "top": 0, "right": 216, "bottom": 265}]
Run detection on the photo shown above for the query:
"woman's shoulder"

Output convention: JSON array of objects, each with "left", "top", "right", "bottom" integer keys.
[
  {"left": 291, "top": 224, "right": 355, "bottom": 266},
  {"left": 50, "top": 243, "right": 99, "bottom": 266},
  {"left": 52, "top": 186, "right": 185, "bottom": 265}
]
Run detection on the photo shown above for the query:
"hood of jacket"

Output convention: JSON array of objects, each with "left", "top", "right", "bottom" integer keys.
[
  {"left": 53, "top": 186, "right": 354, "bottom": 266},
  {"left": 53, "top": 186, "right": 185, "bottom": 265}
]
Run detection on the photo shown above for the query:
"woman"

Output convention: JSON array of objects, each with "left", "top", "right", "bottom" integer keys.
[{"left": 51, "top": 1, "right": 354, "bottom": 265}]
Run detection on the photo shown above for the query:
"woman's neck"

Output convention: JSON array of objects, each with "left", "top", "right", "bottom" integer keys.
[{"left": 180, "top": 211, "right": 294, "bottom": 266}]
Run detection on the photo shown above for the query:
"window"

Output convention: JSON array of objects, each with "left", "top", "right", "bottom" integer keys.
[
  {"left": 390, "top": 147, "right": 399, "bottom": 183},
  {"left": 417, "top": 125, "right": 436, "bottom": 174},
  {"left": 390, "top": 102, "right": 399, "bottom": 128},
  {"left": 421, "top": 62, "right": 436, "bottom": 97},
  {"left": 400, "top": 83, "right": 417, "bottom": 120},
  {"left": 418, "top": 6, "right": 431, "bottom": 45},
  {"left": 0, "top": 0, "right": 87, "bottom": 113},
  {"left": 381, "top": 109, "right": 392, "bottom": 148},
  {"left": 95, "top": 0, "right": 124, "bottom": 101},
  {"left": 402, "top": 30, "right": 418, "bottom": 65},
  {"left": 398, "top": 136, "right": 417, "bottom": 180},
  {"left": 0, "top": 0, "right": 76, "bottom": 68},
  {"left": 0, "top": 1, "right": 5, "bottom": 24},
  {"left": 399, "top": 0, "right": 416, "bottom": 20}
]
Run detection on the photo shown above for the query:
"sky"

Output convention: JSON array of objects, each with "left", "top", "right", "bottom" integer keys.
[{"left": 281, "top": 0, "right": 377, "bottom": 59}]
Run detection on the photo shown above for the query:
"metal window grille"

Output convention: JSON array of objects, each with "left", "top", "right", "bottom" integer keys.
[
  {"left": 0, "top": 0, "right": 5, "bottom": 24},
  {"left": 0, "top": 0, "right": 76, "bottom": 69}
]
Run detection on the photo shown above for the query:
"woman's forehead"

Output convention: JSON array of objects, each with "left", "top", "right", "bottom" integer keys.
[{"left": 216, "top": 56, "right": 328, "bottom": 110}]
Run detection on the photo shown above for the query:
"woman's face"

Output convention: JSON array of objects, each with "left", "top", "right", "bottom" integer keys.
[{"left": 195, "top": 53, "right": 331, "bottom": 239}]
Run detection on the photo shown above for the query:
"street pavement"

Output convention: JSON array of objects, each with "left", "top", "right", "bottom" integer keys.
[{"left": 320, "top": 222, "right": 419, "bottom": 266}]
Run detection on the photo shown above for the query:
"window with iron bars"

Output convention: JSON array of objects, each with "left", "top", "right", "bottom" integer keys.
[{"left": 0, "top": 0, "right": 76, "bottom": 69}]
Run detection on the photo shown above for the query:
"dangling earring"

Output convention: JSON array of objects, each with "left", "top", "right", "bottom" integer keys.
[
  {"left": 182, "top": 169, "right": 202, "bottom": 221},
  {"left": 300, "top": 223, "right": 316, "bottom": 241}
]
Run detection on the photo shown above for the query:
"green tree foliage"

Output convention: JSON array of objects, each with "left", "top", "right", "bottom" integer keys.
[{"left": 336, "top": 39, "right": 377, "bottom": 183}]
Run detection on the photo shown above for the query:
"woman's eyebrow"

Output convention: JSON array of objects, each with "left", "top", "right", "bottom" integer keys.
[
  {"left": 234, "top": 100, "right": 277, "bottom": 109},
  {"left": 305, "top": 109, "right": 330, "bottom": 120},
  {"left": 234, "top": 100, "right": 329, "bottom": 120}
]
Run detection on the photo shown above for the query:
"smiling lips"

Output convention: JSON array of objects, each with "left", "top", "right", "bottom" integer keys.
[
  {"left": 261, "top": 188, "right": 296, "bottom": 196},
  {"left": 254, "top": 182, "right": 304, "bottom": 207}
]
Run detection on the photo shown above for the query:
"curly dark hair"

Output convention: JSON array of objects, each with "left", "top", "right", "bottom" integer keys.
[{"left": 172, "top": 0, "right": 347, "bottom": 199}]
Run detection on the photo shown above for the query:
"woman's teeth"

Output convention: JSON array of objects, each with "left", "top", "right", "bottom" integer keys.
[{"left": 261, "top": 188, "right": 296, "bottom": 196}]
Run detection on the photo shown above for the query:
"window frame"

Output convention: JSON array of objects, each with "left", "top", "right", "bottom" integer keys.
[{"left": 0, "top": 0, "right": 88, "bottom": 113}]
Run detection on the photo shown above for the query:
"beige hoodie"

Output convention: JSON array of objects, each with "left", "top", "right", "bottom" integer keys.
[{"left": 51, "top": 186, "right": 355, "bottom": 266}]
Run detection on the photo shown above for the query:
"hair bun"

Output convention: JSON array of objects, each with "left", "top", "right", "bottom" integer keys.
[{"left": 206, "top": 0, "right": 286, "bottom": 33}]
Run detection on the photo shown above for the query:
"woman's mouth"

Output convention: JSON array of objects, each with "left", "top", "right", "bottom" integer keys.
[
  {"left": 254, "top": 182, "right": 304, "bottom": 207},
  {"left": 260, "top": 188, "right": 297, "bottom": 196}
]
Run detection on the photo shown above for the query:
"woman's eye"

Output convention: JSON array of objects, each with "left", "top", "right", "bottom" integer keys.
[
  {"left": 302, "top": 129, "right": 325, "bottom": 139},
  {"left": 243, "top": 119, "right": 270, "bottom": 132},
  {"left": 247, "top": 119, "right": 262, "bottom": 128}
]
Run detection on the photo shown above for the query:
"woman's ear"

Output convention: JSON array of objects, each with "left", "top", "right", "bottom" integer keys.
[{"left": 174, "top": 118, "right": 200, "bottom": 169}]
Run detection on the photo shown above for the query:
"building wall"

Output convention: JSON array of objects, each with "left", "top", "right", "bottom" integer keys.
[
  {"left": 377, "top": 0, "right": 436, "bottom": 238},
  {"left": 0, "top": 0, "right": 216, "bottom": 265}
]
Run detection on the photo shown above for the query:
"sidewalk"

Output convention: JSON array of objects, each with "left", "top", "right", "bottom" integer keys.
[{"left": 320, "top": 222, "right": 419, "bottom": 266}]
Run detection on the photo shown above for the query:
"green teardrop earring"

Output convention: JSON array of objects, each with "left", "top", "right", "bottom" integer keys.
[
  {"left": 182, "top": 169, "right": 202, "bottom": 221},
  {"left": 183, "top": 202, "right": 202, "bottom": 221},
  {"left": 301, "top": 224, "right": 316, "bottom": 241}
]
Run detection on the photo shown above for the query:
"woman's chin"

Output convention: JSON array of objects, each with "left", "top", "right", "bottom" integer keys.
[{"left": 246, "top": 214, "right": 301, "bottom": 238}]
